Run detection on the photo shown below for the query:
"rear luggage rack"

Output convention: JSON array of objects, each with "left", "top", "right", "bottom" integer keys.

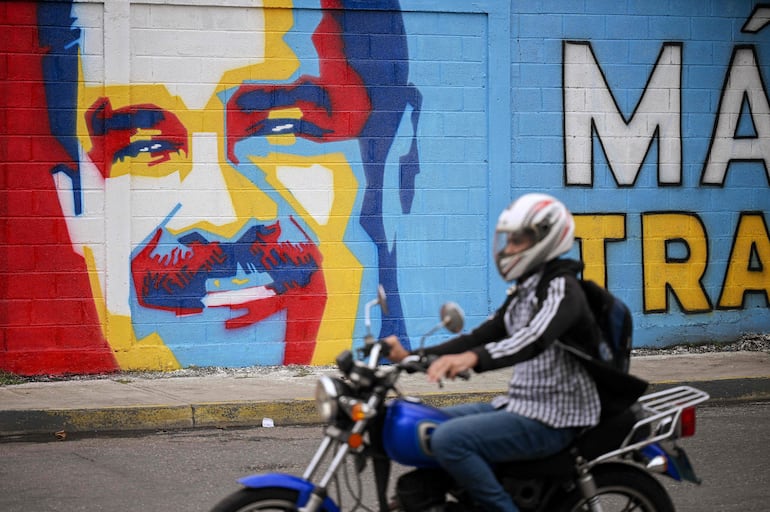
[
  {"left": 587, "top": 385, "right": 710, "bottom": 467},
  {"left": 639, "top": 386, "right": 710, "bottom": 414}
]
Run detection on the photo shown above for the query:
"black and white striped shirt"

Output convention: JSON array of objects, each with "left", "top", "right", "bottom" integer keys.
[{"left": 423, "top": 259, "right": 601, "bottom": 428}]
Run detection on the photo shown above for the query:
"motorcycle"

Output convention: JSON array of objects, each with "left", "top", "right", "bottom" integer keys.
[{"left": 211, "top": 288, "right": 709, "bottom": 512}]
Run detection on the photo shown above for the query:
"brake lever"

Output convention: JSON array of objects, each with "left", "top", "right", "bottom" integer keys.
[
  {"left": 438, "top": 370, "right": 470, "bottom": 388},
  {"left": 425, "top": 354, "right": 472, "bottom": 383},
  {"left": 399, "top": 354, "right": 427, "bottom": 374}
]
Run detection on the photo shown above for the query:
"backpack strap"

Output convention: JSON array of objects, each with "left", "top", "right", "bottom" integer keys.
[{"left": 533, "top": 263, "right": 603, "bottom": 361}]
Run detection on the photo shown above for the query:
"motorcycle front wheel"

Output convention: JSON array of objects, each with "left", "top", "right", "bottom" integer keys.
[
  {"left": 210, "top": 487, "right": 306, "bottom": 512},
  {"left": 556, "top": 462, "right": 675, "bottom": 512}
]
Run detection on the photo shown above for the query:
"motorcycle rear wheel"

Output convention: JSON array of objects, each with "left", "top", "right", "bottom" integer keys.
[
  {"left": 557, "top": 462, "right": 675, "bottom": 512},
  {"left": 210, "top": 487, "right": 307, "bottom": 512}
]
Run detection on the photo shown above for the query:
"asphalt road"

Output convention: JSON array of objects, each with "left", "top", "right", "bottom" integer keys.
[{"left": 0, "top": 401, "right": 768, "bottom": 511}]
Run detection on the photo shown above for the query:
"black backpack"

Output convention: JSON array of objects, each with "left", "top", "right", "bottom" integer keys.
[
  {"left": 579, "top": 279, "right": 633, "bottom": 373},
  {"left": 532, "top": 274, "right": 633, "bottom": 373}
]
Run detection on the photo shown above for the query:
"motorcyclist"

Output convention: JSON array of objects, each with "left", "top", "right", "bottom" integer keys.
[{"left": 386, "top": 193, "right": 602, "bottom": 512}]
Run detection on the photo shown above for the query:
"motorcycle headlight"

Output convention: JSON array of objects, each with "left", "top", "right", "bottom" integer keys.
[{"left": 315, "top": 376, "right": 352, "bottom": 424}]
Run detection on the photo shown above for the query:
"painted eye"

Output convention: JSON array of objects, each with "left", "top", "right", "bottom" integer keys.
[
  {"left": 115, "top": 139, "right": 184, "bottom": 163},
  {"left": 249, "top": 118, "right": 327, "bottom": 138},
  {"left": 142, "top": 143, "right": 163, "bottom": 151},
  {"left": 271, "top": 123, "right": 295, "bottom": 133}
]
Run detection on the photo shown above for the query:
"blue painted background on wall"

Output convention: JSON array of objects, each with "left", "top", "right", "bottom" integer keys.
[{"left": 394, "top": 0, "right": 769, "bottom": 349}]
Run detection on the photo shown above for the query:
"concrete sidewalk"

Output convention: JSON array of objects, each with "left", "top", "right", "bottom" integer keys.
[{"left": 1, "top": 351, "right": 769, "bottom": 439}]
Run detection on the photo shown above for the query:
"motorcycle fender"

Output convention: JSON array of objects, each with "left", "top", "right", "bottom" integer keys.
[
  {"left": 663, "top": 444, "right": 701, "bottom": 484},
  {"left": 237, "top": 473, "right": 340, "bottom": 511},
  {"left": 640, "top": 443, "right": 701, "bottom": 484}
]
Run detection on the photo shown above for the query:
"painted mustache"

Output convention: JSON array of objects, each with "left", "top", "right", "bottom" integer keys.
[{"left": 132, "top": 221, "right": 322, "bottom": 315}]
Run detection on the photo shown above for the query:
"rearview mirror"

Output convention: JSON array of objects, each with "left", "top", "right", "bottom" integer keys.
[
  {"left": 377, "top": 284, "right": 389, "bottom": 317},
  {"left": 440, "top": 302, "right": 464, "bottom": 333},
  {"left": 364, "top": 285, "right": 389, "bottom": 339},
  {"left": 417, "top": 300, "right": 466, "bottom": 350}
]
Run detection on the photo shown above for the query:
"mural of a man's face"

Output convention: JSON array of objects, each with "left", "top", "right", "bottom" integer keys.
[{"left": 51, "top": 1, "right": 417, "bottom": 368}]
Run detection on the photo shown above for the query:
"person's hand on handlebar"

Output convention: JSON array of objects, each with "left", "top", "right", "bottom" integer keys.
[
  {"left": 427, "top": 352, "right": 478, "bottom": 383},
  {"left": 383, "top": 335, "right": 410, "bottom": 363}
]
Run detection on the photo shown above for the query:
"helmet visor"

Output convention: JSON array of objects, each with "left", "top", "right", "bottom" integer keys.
[{"left": 494, "top": 228, "right": 536, "bottom": 257}]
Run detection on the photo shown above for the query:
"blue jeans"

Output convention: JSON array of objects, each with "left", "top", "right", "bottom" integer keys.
[{"left": 431, "top": 402, "right": 579, "bottom": 512}]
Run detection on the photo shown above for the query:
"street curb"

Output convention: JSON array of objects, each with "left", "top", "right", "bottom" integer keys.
[
  {"left": 1, "top": 378, "right": 768, "bottom": 440},
  {"left": 647, "top": 377, "right": 770, "bottom": 404},
  {"left": 0, "top": 405, "right": 193, "bottom": 438},
  {"left": 193, "top": 399, "right": 318, "bottom": 428}
]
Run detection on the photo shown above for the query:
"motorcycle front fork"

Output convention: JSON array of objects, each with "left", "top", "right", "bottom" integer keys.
[
  {"left": 577, "top": 467, "right": 605, "bottom": 512},
  {"left": 298, "top": 428, "right": 392, "bottom": 512},
  {"left": 299, "top": 431, "right": 351, "bottom": 512}
]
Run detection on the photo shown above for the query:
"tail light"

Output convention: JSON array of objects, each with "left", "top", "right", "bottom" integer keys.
[{"left": 679, "top": 406, "right": 696, "bottom": 437}]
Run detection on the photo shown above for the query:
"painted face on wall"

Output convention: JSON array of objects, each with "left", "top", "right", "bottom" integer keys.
[{"left": 51, "top": 1, "right": 415, "bottom": 369}]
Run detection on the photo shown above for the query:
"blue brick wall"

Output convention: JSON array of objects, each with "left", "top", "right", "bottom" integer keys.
[{"left": 400, "top": 0, "right": 769, "bottom": 349}]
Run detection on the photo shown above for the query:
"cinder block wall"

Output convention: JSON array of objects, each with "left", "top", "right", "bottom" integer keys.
[{"left": 0, "top": 0, "right": 767, "bottom": 375}]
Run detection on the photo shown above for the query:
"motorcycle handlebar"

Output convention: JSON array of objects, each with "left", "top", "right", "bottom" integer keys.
[
  {"left": 356, "top": 341, "right": 471, "bottom": 382},
  {"left": 357, "top": 338, "right": 391, "bottom": 360},
  {"left": 399, "top": 353, "right": 471, "bottom": 381}
]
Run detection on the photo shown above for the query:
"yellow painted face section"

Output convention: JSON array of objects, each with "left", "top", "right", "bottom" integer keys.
[
  {"left": 82, "top": 246, "right": 181, "bottom": 370},
  {"left": 248, "top": 153, "right": 363, "bottom": 364}
]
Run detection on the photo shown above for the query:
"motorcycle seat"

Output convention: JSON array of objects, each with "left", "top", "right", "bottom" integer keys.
[{"left": 496, "top": 405, "right": 642, "bottom": 478}]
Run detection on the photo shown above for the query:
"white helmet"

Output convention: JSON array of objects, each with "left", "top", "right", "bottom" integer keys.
[{"left": 493, "top": 193, "right": 575, "bottom": 281}]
